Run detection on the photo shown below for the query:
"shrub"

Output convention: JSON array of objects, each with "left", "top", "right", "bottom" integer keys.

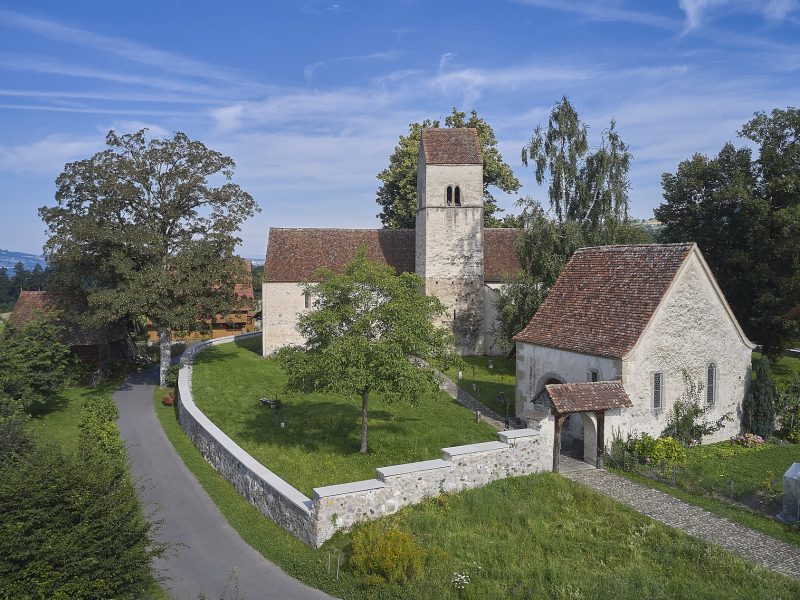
[
  {"left": 164, "top": 364, "right": 181, "bottom": 389},
  {"left": 743, "top": 357, "right": 778, "bottom": 438},
  {"left": 0, "top": 390, "right": 162, "bottom": 599},
  {"left": 629, "top": 433, "right": 687, "bottom": 469},
  {"left": 776, "top": 374, "right": 800, "bottom": 443},
  {"left": 349, "top": 523, "right": 426, "bottom": 585},
  {"left": 661, "top": 371, "right": 730, "bottom": 445}
]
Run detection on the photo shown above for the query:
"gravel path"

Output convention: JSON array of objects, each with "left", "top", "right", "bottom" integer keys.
[
  {"left": 115, "top": 368, "right": 333, "bottom": 600},
  {"left": 564, "top": 467, "right": 800, "bottom": 580}
]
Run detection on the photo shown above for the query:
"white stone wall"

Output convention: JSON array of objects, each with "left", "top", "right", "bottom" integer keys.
[
  {"left": 262, "top": 282, "right": 307, "bottom": 356},
  {"left": 483, "top": 283, "right": 506, "bottom": 356},
  {"left": 620, "top": 252, "right": 753, "bottom": 442},
  {"left": 514, "top": 249, "right": 753, "bottom": 448},
  {"left": 177, "top": 335, "right": 554, "bottom": 548},
  {"left": 514, "top": 342, "right": 622, "bottom": 417},
  {"left": 416, "top": 160, "right": 485, "bottom": 354},
  {"left": 312, "top": 429, "right": 550, "bottom": 544}
]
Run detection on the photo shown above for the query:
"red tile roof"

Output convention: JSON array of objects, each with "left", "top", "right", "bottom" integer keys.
[
  {"left": 10, "top": 291, "right": 126, "bottom": 345},
  {"left": 10, "top": 290, "right": 57, "bottom": 330},
  {"left": 513, "top": 243, "right": 694, "bottom": 358},
  {"left": 264, "top": 228, "right": 521, "bottom": 283},
  {"left": 421, "top": 128, "right": 482, "bottom": 165},
  {"left": 484, "top": 228, "right": 521, "bottom": 282},
  {"left": 544, "top": 381, "right": 633, "bottom": 414},
  {"left": 264, "top": 229, "right": 416, "bottom": 282}
]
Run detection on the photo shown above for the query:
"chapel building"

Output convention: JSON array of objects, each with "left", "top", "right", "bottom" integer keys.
[{"left": 262, "top": 128, "right": 520, "bottom": 356}]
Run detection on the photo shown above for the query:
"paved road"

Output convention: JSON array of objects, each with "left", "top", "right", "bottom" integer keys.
[
  {"left": 114, "top": 368, "right": 333, "bottom": 600},
  {"left": 565, "top": 467, "right": 800, "bottom": 580}
]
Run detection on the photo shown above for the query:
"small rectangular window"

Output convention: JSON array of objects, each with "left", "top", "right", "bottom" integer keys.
[
  {"left": 653, "top": 372, "right": 663, "bottom": 412},
  {"left": 707, "top": 363, "right": 716, "bottom": 406},
  {"left": 590, "top": 369, "right": 599, "bottom": 383},
  {"left": 303, "top": 292, "right": 311, "bottom": 309}
]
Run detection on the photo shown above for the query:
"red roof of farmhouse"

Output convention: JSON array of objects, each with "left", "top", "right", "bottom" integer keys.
[
  {"left": 513, "top": 243, "right": 694, "bottom": 358},
  {"left": 544, "top": 381, "right": 633, "bottom": 414},
  {"left": 10, "top": 291, "right": 127, "bottom": 345},
  {"left": 421, "top": 128, "right": 483, "bottom": 165},
  {"left": 9, "top": 290, "right": 58, "bottom": 330},
  {"left": 264, "top": 228, "right": 521, "bottom": 283}
]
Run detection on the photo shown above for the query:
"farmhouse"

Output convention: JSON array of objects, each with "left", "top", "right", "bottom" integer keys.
[
  {"left": 10, "top": 290, "right": 130, "bottom": 367},
  {"left": 513, "top": 243, "right": 756, "bottom": 468},
  {"left": 262, "top": 128, "right": 520, "bottom": 356}
]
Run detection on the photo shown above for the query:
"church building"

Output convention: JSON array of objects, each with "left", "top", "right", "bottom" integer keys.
[{"left": 262, "top": 128, "right": 520, "bottom": 356}]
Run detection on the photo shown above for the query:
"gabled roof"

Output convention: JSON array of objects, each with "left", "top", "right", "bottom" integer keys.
[
  {"left": 10, "top": 290, "right": 56, "bottom": 330},
  {"left": 263, "top": 228, "right": 521, "bottom": 283},
  {"left": 264, "top": 229, "right": 416, "bottom": 283},
  {"left": 484, "top": 228, "right": 521, "bottom": 282},
  {"left": 421, "top": 128, "right": 482, "bottom": 165},
  {"left": 543, "top": 381, "right": 633, "bottom": 414},
  {"left": 513, "top": 243, "right": 694, "bottom": 358}
]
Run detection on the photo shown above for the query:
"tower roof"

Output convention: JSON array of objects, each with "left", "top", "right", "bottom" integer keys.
[{"left": 421, "top": 128, "right": 482, "bottom": 165}]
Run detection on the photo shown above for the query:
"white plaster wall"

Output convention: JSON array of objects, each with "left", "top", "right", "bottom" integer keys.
[
  {"left": 483, "top": 283, "right": 506, "bottom": 356},
  {"left": 620, "top": 252, "right": 752, "bottom": 443},
  {"left": 262, "top": 282, "right": 308, "bottom": 356},
  {"left": 515, "top": 342, "right": 622, "bottom": 417}
]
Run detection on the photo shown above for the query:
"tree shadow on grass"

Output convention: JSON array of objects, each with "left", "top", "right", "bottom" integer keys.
[
  {"left": 237, "top": 399, "right": 419, "bottom": 456},
  {"left": 234, "top": 335, "right": 263, "bottom": 356},
  {"left": 28, "top": 392, "right": 70, "bottom": 418}
]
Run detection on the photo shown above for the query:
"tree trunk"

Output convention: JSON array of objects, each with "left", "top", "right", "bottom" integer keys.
[
  {"left": 159, "top": 327, "right": 171, "bottom": 387},
  {"left": 360, "top": 389, "right": 369, "bottom": 454}
]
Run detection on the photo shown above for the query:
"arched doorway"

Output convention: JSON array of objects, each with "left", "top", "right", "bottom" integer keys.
[{"left": 559, "top": 413, "right": 597, "bottom": 465}]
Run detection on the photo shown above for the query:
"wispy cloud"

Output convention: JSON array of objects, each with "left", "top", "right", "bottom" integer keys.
[
  {"left": 0, "top": 8, "right": 264, "bottom": 92},
  {"left": 679, "top": 0, "right": 799, "bottom": 31},
  {"left": 0, "top": 135, "right": 101, "bottom": 174},
  {"left": 303, "top": 52, "right": 398, "bottom": 84},
  {"left": 513, "top": 0, "right": 679, "bottom": 30}
]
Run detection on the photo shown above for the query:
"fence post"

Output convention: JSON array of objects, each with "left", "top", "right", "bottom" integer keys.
[{"left": 672, "top": 465, "right": 677, "bottom": 487}]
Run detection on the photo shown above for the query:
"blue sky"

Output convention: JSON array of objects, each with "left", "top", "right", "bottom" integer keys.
[{"left": 1, "top": 1, "right": 798, "bottom": 259}]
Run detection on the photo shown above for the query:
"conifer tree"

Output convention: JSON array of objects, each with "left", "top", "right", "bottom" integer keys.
[{"left": 742, "top": 358, "right": 778, "bottom": 438}]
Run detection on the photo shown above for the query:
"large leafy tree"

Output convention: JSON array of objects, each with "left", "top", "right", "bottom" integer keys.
[
  {"left": 655, "top": 108, "right": 800, "bottom": 355},
  {"left": 376, "top": 108, "right": 521, "bottom": 229},
  {"left": 494, "top": 98, "right": 646, "bottom": 348},
  {"left": 277, "top": 249, "right": 459, "bottom": 453},
  {"left": 40, "top": 130, "right": 258, "bottom": 385}
]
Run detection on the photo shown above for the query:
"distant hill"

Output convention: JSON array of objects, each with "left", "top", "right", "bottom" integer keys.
[{"left": 0, "top": 249, "right": 47, "bottom": 270}]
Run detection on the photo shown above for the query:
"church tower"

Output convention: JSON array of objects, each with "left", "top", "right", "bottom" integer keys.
[{"left": 416, "top": 128, "right": 484, "bottom": 354}]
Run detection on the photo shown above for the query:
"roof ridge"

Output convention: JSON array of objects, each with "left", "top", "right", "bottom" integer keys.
[{"left": 574, "top": 242, "right": 694, "bottom": 252}]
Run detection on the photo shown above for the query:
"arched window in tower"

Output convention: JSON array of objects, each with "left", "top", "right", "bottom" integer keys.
[
  {"left": 446, "top": 185, "right": 453, "bottom": 206},
  {"left": 454, "top": 185, "right": 461, "bottom": 206}
]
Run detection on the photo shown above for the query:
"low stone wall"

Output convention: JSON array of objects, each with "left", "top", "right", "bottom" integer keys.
[
  {"left": 176, "top": 333, "right": 551, "bottom": 547},
  {"left": 176, "top": 333, "right": 316, "bottom": 545},
  {"left": 312, "top": 429, "right": 549, "bottom": 543}
]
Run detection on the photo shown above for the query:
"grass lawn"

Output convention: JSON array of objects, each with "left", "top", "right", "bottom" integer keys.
[
  {"left": 155, "top": 389, "right": 800, "bottom": 599},
  {"left": 27, "top": 380, "right": 121, "bottom": 452},
  {"left": 753, "top": 352, "right": 800, "bottom": 390},
  {"left": 191, "top": 336, "right": 498, "bottom": 496},
  {"left": 610, "top": 439, "right": 800, "bottom": 547},
  {"left": 445, "top": 355, "right": 516, "bottom": 417}
]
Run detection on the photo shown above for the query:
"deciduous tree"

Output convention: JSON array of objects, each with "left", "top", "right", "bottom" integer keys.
[
  {"left": 376, "top": 109, "right": 521, "bottom": 229},
  {"left": 40, "top": 130, "right": 259, "bottom": 385},
  {"left": 656, "top": 108, "right": 800, "bottom": 355},
  {"left": 277, "top": 249, "right": 459, "bottom": 453}
]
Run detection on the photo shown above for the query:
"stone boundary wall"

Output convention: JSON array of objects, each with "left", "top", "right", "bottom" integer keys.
[{"left": 176, "top": 333, "right": 551, "bottom": 547}]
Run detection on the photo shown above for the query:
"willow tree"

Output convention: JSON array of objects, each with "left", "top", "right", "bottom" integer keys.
[
  {"left": 276, "top": 249, "right": 459, "bottom": 453},
  {"left": 40, "top": 130, "right": 258, "bottom": 385},
  {"left": 522, "top": 96, "right": 632, "bottom": 226}
]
